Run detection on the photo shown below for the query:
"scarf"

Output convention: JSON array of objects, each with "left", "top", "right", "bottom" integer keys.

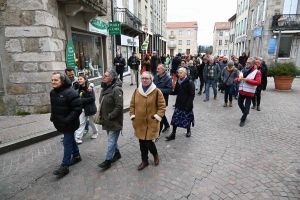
[
  {"left": 142, "top": 82, "right": 152, "bottom": 92},
  {"left": 227, "top": 66, "right": 235, "bottom": 71},
  {"left": 242, "top": 66, "right": 253, "bottom": 78},
  {"left": 178, "top": 76, "right": 187, "bottom": 85},
  {"left": 102, "top": 79, "right": 116, "bottom": 91}
]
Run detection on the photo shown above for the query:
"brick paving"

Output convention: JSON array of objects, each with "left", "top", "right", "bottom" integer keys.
[{"left": 0, "top": 77, "right": 300, "bottom": 200}]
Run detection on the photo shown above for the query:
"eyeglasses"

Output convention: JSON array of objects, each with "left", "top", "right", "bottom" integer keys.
[
  {"left": 103, "top": 74, "right": 110, "bottom": 78},
  {"left": 141, "top": 77, "right": 150, "bottom": 81}
]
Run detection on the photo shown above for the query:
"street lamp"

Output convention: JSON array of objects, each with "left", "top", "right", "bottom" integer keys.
[{"left": 275, "top": 17, "right": 285, "bottom": 64}]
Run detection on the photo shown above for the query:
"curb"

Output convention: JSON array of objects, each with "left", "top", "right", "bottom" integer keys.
[{"left": 0, "top": 107, "right": 130, "bottom": 155}]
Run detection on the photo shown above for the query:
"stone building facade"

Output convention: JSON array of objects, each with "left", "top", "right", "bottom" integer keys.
[
  {"left": 0, "top": 0, "right": 112, "bottom": 115},
  {"left": 166, "top": 22, "right": 198, "bottom": 57},
  {"left": 246, "top": 0, "right": 300, "bottom": 67},
  {"left": 228, "top": 14, "right": 237, "bottom": 58},
  {"left": 212, "top": 22, "right": 230, "bottom": 57}
]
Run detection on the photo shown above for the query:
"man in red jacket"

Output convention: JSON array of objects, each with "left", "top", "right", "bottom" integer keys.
[{"left": 235, "top": 57, "right": 261, "bottom": 127}]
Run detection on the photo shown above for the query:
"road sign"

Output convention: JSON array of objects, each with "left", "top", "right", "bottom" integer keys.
[{"left": 108, "top": 22, "right": 121, "bottom": 35}]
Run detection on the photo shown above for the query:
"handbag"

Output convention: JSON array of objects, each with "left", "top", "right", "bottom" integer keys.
[
  {"left": 218, "top": 71, "right": 233, "bottom": 91},
  {"left": 94, "top": 96, "right": 105, "bottom": 124}
]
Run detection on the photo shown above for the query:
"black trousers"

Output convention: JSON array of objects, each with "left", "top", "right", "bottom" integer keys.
[
  {"left": 159, "top": 115, "right": 170, "bottom": 135},
  {"left": 116, "top": 70, "right": 124, "bottom": 82},
  {"left": 199, "top": 75, "right": 205, "bottom": 92},
  {"left": 238, "top": 94, "right": 252, "bottom": 122},
  {"left": 139, "top": 139, "right": 157, "bottom": 162},
  {"left": 252, "top": 89, "right": 262, "bottom": 106}
]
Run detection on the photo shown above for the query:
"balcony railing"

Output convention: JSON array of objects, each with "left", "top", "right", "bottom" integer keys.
[
  {"left": 114, "top": 8, "right": 142, "bottom": 37},
  {"left": 167, "top": 43, "right": 176, "bottom": 49},
  {"left": 57, "top": 0, "right": 107, "bottom": 17},
  {"left": 271, "top": 14, "right": 300, "bottom": 30}
]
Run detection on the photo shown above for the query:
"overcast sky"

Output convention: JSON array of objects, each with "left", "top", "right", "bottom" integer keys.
[{"left": 167, "top": 0, "right": 237, "bottom": 46}]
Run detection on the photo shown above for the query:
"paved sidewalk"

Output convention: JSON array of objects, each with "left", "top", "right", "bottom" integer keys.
[
  {"left": 0, "top": 75, "right": 137, "bottom": 152},
  {"left": 0, "top": 77, "right": 299, "bottom": 199}
]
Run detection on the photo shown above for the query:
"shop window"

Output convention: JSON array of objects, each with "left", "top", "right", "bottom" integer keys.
[{"left": 72, "top": 33, "right": 104, "bottom": 78}]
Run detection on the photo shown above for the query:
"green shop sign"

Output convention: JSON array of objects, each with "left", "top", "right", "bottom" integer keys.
[
  {"left": 89, "top": 19, "right": 108, "bottom": 35},
  {"left": 108, "top": 22, "right": 121, "bottom": 35},
  {"left": 66, "top": 40, "right": 77, "bottom": 74}
]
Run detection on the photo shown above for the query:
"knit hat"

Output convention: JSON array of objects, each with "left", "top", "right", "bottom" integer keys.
[
  {"left": 228, "top": 61, "right": 234, "bottom": 66},
  {"left": 178, "top": 67, "right": 187, "bottom": 74}
]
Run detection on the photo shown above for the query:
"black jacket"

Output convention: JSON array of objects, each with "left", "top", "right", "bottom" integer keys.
[
  {"left": 171, "top": 56, "right": 181, "bottom": 74},
  {"left": 78, "top": 83, "right": 97, "bottom": 116},
  {"left": 50, "top": 77, "right": 82, "bottom": 132},
  {"left": 197, "top": 62, "right": 206, "bottom": 77},
  {"left": 114, "top": 56, "right": 126, "bottom": 72},
  {"left": 128, "top": 56, "right": 140, "bottom": 70},
  {"left": 257, "top": 65, "right": 268, "bottom": 90},
  {"left": 153, "top": 73, "right": 173, "bottom": 106},
  {"left": 171, "top": 76, "right": 195, "bottom": 111},
  {"left": 189, "top": 65, "right": 198, "bottom": 81}
]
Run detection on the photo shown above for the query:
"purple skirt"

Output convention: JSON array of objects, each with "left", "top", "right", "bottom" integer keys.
[{"left": 171, "top": 108, "right": 195, "bottom": 129}]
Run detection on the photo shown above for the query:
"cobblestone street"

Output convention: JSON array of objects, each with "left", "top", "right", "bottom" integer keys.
[{"left": 0, "top": 78, "right": 300, "bottom": 200}]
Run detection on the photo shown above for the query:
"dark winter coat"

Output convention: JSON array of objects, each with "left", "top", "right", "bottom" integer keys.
[
  {"left": 171, "top": 56, "right": 181, "bottom": 74},
  {"left": 149, "top": 56, "right": 161, "bottom": 73},
  {"left": 50, "top": 77, "right": 82, "bottom": 132},
  {"left": 99, "top": 79, "right": 123, "bottom": 131},
  {"left": 128, "top": 56, "right": 140, "bottom": 70},
  {"left": 171, "top": 76, "right": 195, "bottom": 112},
  {"left": 257, "top": 65, "right": 268, "bottom": 90},
  {"left": 153, "top": 72, "right": 173, "bottom": 106},
  {"left": 239, "top": 55, "right": 248, "bottom": 68},
  {"left": 219, "top": 60, "right": 228, "bottom": 73},
  {"left": 197, "top": 62, "right": 206, "bottom": 78},
  {"left": 188, "top": 65, "right": 198, "bottom": 81},
  {"left": 114, "top": 56, "right": 126, "bottom": 72},
  {"left": 78, "top": 83, "right": 97, "bottom": 116}
]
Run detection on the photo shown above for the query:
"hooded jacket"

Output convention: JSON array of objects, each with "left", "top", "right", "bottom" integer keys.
[
  {"left": 50, "top": 76, "right": 82, "bottom": 132},
  {"left": 99, "top": 79, "right": 123, "bottom": 131}
]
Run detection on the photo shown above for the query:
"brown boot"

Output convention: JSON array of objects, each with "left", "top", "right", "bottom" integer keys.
[
  {"left": 229, "top": 101, "right": 232, "bottom": 107},
  {"left": 138, "top": 161, "right": 149, "bottom": 170},
  {"left": 223, "top": 103, "right": 227, "bottom": 107},
  {"left": 154, "top": 154, "right": 159, "bottom": 165}
]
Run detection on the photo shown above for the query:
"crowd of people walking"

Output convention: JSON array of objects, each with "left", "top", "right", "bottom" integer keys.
[{"left": 49, "top": 51, "right": 268, "bottom": 176}]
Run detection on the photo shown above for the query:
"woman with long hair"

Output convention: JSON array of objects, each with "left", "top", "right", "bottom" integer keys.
[{"left": 74, "top": 75, "right": 98, "bottom": 144}]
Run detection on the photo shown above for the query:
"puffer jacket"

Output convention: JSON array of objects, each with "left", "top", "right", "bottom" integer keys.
[
  {"left": 78, "top": 83, "right": 97, "bottom": 116},
  {"left": 99, "top": 79, "right": 123, "bottom": 131},
  {"left": 50, "top": 77, "right": 82, "bottom": 132}
]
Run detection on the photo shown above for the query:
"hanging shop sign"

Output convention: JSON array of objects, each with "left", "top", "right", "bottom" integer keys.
[
  {"left": 108, "top": 22, "right": 121, "bottom": 35},
  {"left": 89, "top": 19, "right": 108, "bottom": 35}
]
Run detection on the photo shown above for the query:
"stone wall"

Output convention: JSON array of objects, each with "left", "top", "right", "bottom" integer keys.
[{"left": 0, "top": 0, "right": 66, "bottom": 114}]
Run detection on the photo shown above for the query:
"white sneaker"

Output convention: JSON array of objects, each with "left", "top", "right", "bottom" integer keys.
[
  {"left": 91, "top": 133, "right": 98, "bottom": 139},
  {"left": 75, "top": 138, "right": 82, "bottom": 144}
]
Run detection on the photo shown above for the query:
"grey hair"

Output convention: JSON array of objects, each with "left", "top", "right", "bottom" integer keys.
[
  {"left": 106, "top": 68, "right": 118, "bottom": 80},
  {"left": 248, "top": 57, "right": 256, "bottom": 64},
  {"left": 52, "top": 72, "right": 66, "bottom": 83},
  {"left": 157, "top": 64, "right": 165, "bottom": 71},
  {"left": 142, "top": 71, "right": 153, "bottom": 80}
]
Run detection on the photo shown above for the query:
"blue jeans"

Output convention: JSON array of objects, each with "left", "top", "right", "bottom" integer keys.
[
  {"left": 205, "top": 80, "right": 217, "bottom": 99},
  {"left": 235, "top": 83, "right": 239, "bottom": 97},
  {"left": 62, "top": 132, "right": 80, "bottom": 166},
  {"left": 106, "top": 130, "right": 121, "bottom": 160},
  {"left": 85, "top": 120, "right": 89, "bottom": 131}
]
